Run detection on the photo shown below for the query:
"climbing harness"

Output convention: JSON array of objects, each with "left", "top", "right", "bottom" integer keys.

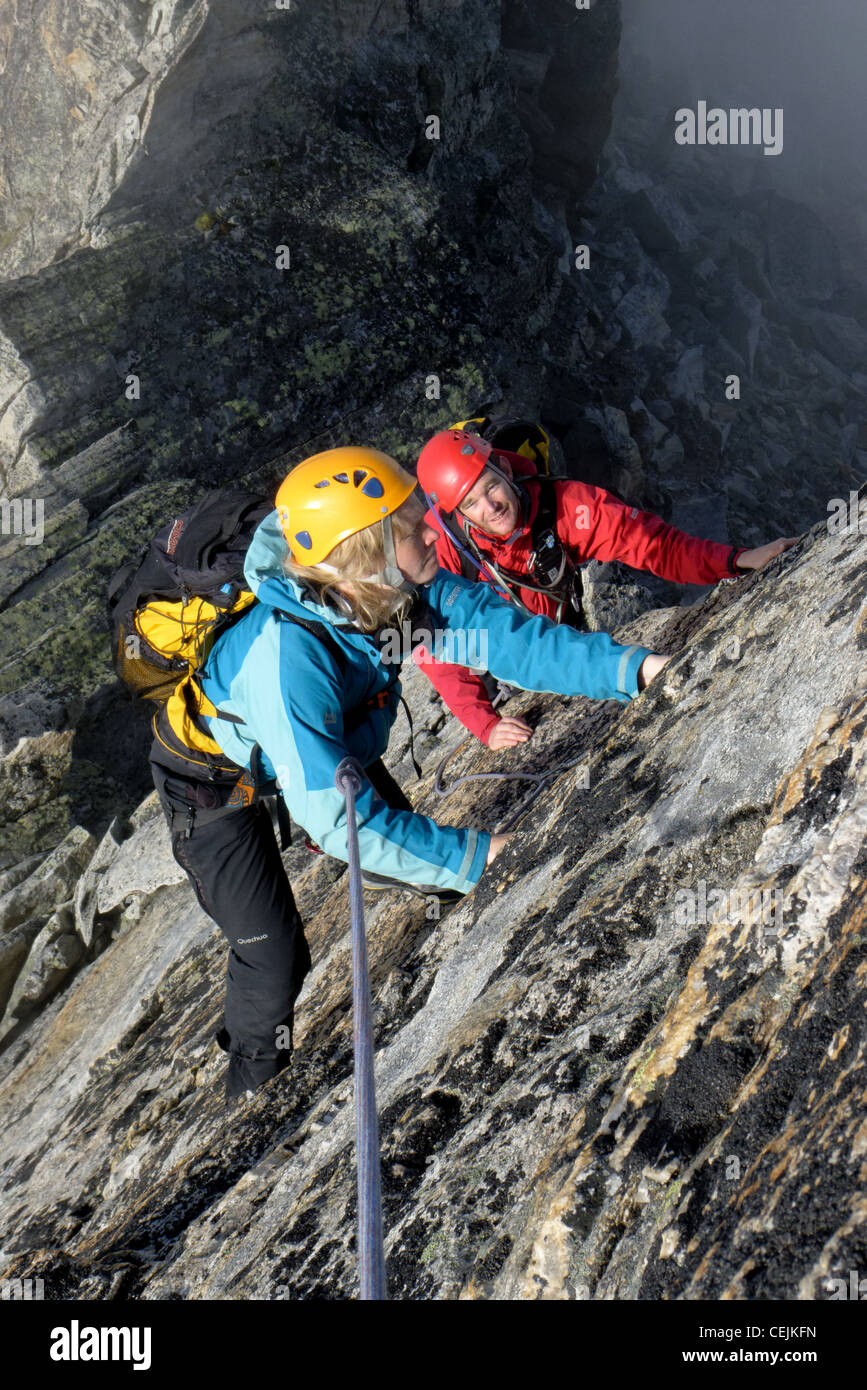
[
  {"left": 334, "top": 756, "right": 387, "bottom": 1301},
  {"left": 428, "top": 477, "right": 586, "bottom": 628}
]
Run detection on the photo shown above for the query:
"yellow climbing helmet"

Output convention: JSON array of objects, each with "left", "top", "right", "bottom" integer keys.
[{"left": 275, "top": 446, "right": 416, "bottom": 565}]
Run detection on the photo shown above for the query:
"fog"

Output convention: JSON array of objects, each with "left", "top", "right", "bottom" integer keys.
[{"left": 615, "top": 0, "right": 867, "bottom": 265}]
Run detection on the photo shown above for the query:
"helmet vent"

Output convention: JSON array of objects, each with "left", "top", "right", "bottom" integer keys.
[
  {"left": 361, "top": 477, "right": 384, "bottom": 497},
  {"left": 314, "top": 479, "right": 330, "bottom": 488},
  {"left": 333, "top": 472, "right": 349, "bottom": 483},
  {"left": 294, "top": 530, "right": 313, "bottom": 550}
]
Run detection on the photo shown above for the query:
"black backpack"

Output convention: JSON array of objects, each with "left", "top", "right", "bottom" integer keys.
[{"left": 106, "top": 485, "right": 398, "bottom": 795}]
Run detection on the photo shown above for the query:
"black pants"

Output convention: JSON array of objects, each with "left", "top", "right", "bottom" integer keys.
[{"left": 150, "top": 756, "right": 411, "bottom": 1100}]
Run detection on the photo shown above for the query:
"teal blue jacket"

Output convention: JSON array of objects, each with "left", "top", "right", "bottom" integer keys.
[{"left": 199, "top": 510, "right": 652, "bottom": 893}]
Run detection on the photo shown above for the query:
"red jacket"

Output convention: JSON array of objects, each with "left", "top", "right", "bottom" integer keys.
[{"left": 414, "top": 450, "right": 746, "bottom": 743}]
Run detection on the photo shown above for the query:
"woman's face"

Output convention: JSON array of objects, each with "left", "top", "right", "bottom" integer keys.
[
  {"left": 393, "top": 512, "right": 441, "bottom": 584},
  {"left": 458, "top": 463, "right": 518, "bottom": 536}
]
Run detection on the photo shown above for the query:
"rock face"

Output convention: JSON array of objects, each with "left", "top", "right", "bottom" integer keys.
[
  {"left": 0, "top": 0, "right": 866, "bottom": 1301},
  {"left": 0, "top": 0, "right": 623, "bottom": 869},
  {"left": 1, "top": 0, "right": 865, "bottom": 872},
  {"left": 0, "top": 510, "right": 865, "bottom": 1301}
]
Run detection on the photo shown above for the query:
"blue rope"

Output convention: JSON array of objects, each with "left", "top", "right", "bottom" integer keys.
[{"left": 334, "top": 757, "right": 387, "bottom": 1301}]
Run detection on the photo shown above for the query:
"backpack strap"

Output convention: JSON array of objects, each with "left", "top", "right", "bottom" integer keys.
[
  {"left": 275, "top": 610, "right": 350, "bottom": 674},
  {"left": 530, "top": 477, "right": 587, "bottom": 628},
  {"left": 276, "top": 609, "right": 403, "bottom": 733},
  {"left": 157, "top": 608, "right": 405, "bottom": 820}
]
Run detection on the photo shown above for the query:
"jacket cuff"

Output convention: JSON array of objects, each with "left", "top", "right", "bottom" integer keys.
[
  {"left": 461, "top": 829, "right": 492, "bottom": 890},
  {"left": 727, "top": 546, "right": 747, "bottom": 576},
  {"left": 480, "top": 712, "right": 502, "bottom": 745},
  {"left": 619, "top": 645, "right": 654, "bottom": 699}
]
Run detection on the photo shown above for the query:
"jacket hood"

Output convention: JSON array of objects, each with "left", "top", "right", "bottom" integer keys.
[{"left": 243, "top": 508, "right": 357, "bottom": 627}]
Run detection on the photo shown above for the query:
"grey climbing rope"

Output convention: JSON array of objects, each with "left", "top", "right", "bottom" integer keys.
[
  {"left": 334, "top": 757, "right": 387, "bottom": 1302},
  {"left": 432, "top": 687, "right": 588, "bottom": 831},
  {"left": 433, "top": 741, "right": 589, "bottom": 830}
]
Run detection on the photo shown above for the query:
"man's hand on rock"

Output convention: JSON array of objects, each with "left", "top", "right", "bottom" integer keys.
[
  {"left": 735, "top": 537, "right": 800, "bottom": 571},
  {"left": 488, "top": 717, "right": 534, "bottom": 750}
]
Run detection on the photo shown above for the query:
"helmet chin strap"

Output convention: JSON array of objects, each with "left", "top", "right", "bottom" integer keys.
[{"left": 374, "top": 512, "right": 418, "bottom": 593}]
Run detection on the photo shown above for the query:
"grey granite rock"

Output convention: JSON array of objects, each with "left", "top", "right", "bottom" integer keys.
[
  {"left": 0, "top": 0, "right": 866, "bottom": 1305},
  {"left": 0, "top": 506, "right": 863, "bottom": 1301}
]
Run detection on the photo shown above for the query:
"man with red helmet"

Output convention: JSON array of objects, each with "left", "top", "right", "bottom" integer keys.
[{"left": 416, "top": 427, "right": 799, "bottom": 748}]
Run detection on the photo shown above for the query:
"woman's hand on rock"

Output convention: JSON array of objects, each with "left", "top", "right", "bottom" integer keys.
[
  {"left": 637, "top": 653, "right": 672, "bottom": 690},
  {"left": 486, "top": 834, "right": 512, "bottom": 866}
]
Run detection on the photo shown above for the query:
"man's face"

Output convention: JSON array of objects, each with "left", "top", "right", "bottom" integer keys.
[
  {"left": 458, "top": 463, "right": 518, "bottom": 536},
  {"left": 393, "top": 513, "right": 441, "bottom": 584}
]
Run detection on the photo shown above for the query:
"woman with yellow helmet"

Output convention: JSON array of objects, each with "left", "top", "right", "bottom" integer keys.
[{"left": 150, "top": 445, "right": 669, "bottom": 1103}]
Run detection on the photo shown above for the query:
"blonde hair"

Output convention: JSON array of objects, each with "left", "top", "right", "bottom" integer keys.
[{"left": 281, "top": 490, "right": 426, "bottom": 632}]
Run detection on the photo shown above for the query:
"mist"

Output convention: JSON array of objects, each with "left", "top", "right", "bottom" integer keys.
[{"left": 615, "top": 0, "right": 867, "bottom": 270}]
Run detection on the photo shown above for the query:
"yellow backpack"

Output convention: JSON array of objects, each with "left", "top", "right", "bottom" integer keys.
[{"left": 107, "top": 487, "right": 270, "bottom": 779}]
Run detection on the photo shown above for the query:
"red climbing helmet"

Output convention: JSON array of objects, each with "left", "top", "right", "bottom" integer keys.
[{"left": 416, "top": 429, "right": 494, "bottom": 512}]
